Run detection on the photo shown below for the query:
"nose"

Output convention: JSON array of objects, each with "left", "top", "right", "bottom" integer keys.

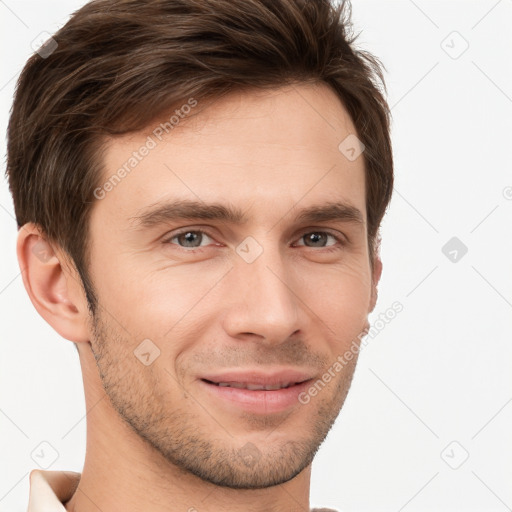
[{"left": 221, "top": 246, "right": 303, "bottom": 345}]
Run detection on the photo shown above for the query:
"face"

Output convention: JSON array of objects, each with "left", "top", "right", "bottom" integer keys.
[{"left": 86, "top": 83, "right": 377, "bottom": 489}]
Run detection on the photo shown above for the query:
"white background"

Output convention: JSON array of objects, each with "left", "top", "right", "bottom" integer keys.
[{"left": 1, "top": 1, "right": 511, "bottom": 511}]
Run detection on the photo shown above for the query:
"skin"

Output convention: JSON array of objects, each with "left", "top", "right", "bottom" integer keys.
[{"left": 18, "top": 82, "right": 382, "bottom": 512}]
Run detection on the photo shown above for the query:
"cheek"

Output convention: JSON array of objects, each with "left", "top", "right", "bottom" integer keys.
[
  {"left": 94, "top": 262, "right": 227, "bottom": 357},
  {"left": 296, "top": 262, "right": 371, "bottom": 340},
  {"left": 90, "top": 258, "right": 237, "bottom": 394}
]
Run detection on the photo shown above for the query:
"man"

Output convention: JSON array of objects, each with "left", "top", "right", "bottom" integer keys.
[{"left": 7, "top": 0, "right": 393, "bottom": 510}]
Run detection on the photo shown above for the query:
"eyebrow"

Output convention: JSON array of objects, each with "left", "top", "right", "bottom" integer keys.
[{"left": 129, "top": 199, "right": 364, "bottom": 229}]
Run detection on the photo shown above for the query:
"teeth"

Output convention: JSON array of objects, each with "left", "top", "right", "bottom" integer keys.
[
  {"left": 228, "top": 382, "right": 247, "bottom": 389},
  {"left": 246, "top": 384, "right": 266, "bottom": 390},
  {"left": 214, "top": 381, "right": 293, "bottom": 390}
]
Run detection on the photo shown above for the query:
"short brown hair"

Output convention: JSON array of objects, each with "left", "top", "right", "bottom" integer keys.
[{"left": 6, "top": 0, "right": 393, "bottom": 315}]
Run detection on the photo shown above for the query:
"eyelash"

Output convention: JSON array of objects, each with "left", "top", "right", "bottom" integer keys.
[{"left": 163, "top": 228, "right": 346, "bottom": 253}]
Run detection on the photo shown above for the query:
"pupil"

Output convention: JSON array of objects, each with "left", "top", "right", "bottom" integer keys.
[
  {"left": 307, "top": 232, "right": 325, "bottom": 247},
  {"left": 181, "top": 232, "right": 200, "bottom": 247}
]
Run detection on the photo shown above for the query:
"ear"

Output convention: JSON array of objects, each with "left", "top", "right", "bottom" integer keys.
[
  {"left": 16, "top": 223, "right": 91, "bottom": 344},
  {"left": 369, "top": 254, "right": 383, "bottom": 313}
]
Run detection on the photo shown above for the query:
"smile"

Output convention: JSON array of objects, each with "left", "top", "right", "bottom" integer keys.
[
  {"left": 198, "top": 371, "right": 316, "bottom": 415},
  {"left": 203, "top": 379, "right": 297, "bottom": 390}
]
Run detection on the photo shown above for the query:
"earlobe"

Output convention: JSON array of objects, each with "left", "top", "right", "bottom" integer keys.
[{"left": 16, "top": 223, "right": 90, "bottom": 344}]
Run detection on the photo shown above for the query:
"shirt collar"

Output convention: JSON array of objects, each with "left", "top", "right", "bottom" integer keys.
[{"left": 28, "top": 469, "right": 81, "bottom": 512}]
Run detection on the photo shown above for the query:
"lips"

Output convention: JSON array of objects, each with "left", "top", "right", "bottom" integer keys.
[
  {"left": 199, "top": 369, "right": 314, "bottom": 390},
  {"left": 203, "top": 380, "right": 296, "bottom": 391},
  {"left": 198, "top": 370, "right": 315, "bottom": 414}
]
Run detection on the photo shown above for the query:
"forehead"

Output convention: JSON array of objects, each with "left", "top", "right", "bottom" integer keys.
[{"left": 94, "top": 83, "right": 366, "bottom": 227}]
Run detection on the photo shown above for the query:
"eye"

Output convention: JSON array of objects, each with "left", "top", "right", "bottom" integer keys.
[
  {"left": 165, "top": 229, "right": 215, "bottom": 249},
  {"left": 295, "top": 231, "right": 343, "bottom": 249},
  {"left": 162, "top": 228, "right": 345, "bottom": 252}
]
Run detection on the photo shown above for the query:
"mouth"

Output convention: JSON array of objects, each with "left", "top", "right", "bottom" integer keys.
[
  {"left": 197, "top": 369, "right": 316, "bottom": 414},
  {"left": 201, "top": 379, "right": 307, "bottom": 390}
]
